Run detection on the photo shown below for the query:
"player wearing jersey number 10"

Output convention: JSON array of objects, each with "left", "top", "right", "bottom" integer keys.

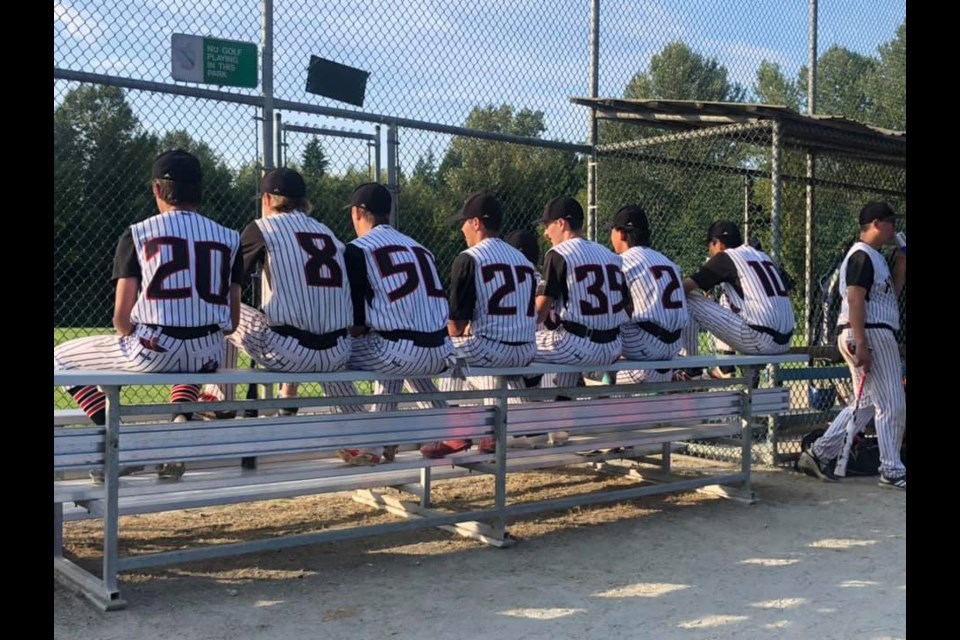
[
  {"left": 338, "top": 183, "right": 454, "bottom": 466},
  {"left": 420, "top": 192, "right": 539, "bottom": 459}
]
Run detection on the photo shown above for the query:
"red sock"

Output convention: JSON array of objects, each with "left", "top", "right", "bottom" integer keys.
[
  {"left": 69, "top": 385, "right": 106, "bottom": 426},
  {"left": 170, "top": 384, "right": 201, "bottom": 404}
]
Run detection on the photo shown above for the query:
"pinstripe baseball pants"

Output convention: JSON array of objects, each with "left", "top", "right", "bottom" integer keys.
[
  {"left": 54, "top": 325, "right": 224, "bottom": 374},
  {"left": 348, "top": 333, "right": 453, "bottom": 412},
  {"left": 810, "top": 327, "right": 906, "bottom": 477},
  {"left": 535, "top": 328, "right": 622, "bottom": 388},
  {"left": 686, "top": 294, "right": 790, "bottom": 355},
  {"left": 616, "top": 323, "right": 681, "bottom": 384},
  {"left": 441, "top": 335, "right": 534, "bottom": 404}
]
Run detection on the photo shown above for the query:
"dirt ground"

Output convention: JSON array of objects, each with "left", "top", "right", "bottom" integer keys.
[{"left": 54, "top": 457, "right": 906, "bottom": 640}]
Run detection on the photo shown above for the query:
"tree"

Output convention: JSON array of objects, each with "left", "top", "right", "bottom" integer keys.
[
  {"left": 302, "top": 138, "right": 329, "bottom": 178},
  {"left": 623, "top": 41, "right": 746, "bottom": 103},
  {"left": 753, "top": 61, "right": 802, "bottom": 111},
  {"left": 869, "top": 19, "right": 906, "bottom": 130},
  {"left": 799, "top": 45, "right": 879, "bottom": 121}
]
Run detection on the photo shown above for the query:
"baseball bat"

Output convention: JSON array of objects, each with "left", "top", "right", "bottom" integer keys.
[{"left": 834, "top": 372, "right": 867, "bottom": 477}]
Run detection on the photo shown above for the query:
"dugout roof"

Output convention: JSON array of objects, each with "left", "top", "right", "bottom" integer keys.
[{"left": 572, "top": 98, "right": 906, "bottom": 167}]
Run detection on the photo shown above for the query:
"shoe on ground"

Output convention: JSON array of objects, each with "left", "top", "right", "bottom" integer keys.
[
  {"left": 878, "top": 474, "right": 906, "bottom": 490},
  {"left": 155, "top": 462, "right": 186, "bottom": 481},
  {"left": 703, "top": 367, "right": 736, "bottom": 380},
  {"left": 548, "top": 431, "right": 570, "bottom": 446},
  {"left": 338, "top": 449, "right": 381, "bottom": 466},
  {"left": 797, "top": 450, "right": 838, "bottom": 482},
  {"left": 172, "top": 413, "right": 192, "bottom": 423},
  {"left": 381, "top": 445, "right": 399, "bottom": 463},
  {"left": 195, "top": 386, "right": 237, "bottom": 420},
  {"left": 420, "top": 439, "right": 473, "bottom": 459},
  {"left": 279, "top": 407, "right": 299, "bottom": 417},
  {"left": 89, "top": 465, "right": 146, "bottom": 484},
  {"left": 478, "top": 437, "right": 497, "bottom": 454}
]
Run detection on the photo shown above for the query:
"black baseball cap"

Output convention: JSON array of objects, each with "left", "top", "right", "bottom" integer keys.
[
  {"left": 538, "top": 196, "right": 584, "bottom": 226},
  {"left": 606, "top": 204, "right": 650, "bottom": 232},
  {"left": 152, "top": 149, "right": 202, "bottom": 183},
  {"left": 448, "top": 191, "right": 502, "bottom": 225},
  {"left": 505, "top": 229, "right": 540, "bottom": 265},
  {"left": 706, "top": 220, "right": 743, "bottom": 247},
  {"left": 260, "top": 168, "right": 306, "bottom": 198},
  {"left": 859, "top": 201, "right": 902, "bottom": 225},
  {"left": 346, "top": 182, "right": 392, "bottom": 217}
]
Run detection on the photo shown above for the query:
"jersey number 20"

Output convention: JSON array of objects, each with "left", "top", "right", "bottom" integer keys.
[{"left": 144, "top": 236, "right": 231, "bottom": 304}]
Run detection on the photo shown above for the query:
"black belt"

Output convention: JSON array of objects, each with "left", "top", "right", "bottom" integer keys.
[
  {"left": 838, "top": 322, "right": 897, "bottom": 334},
  {"left": 637, "top": 321, "right": 682, "bottom": 344},
  {"left": 378, "top": 328, "right": 448, "bottom": 348},
  {"left": 271, "top": 325, "right": 348, "bottom": 350},
  {"left": 149, "top": 324, "right": 221, "bottom": 340},
  {"left": 561, "top": 321, "right": 620, "bottom": 344},
  {"left": 748, "top": 325, "right": 793, "bottom": 346}
]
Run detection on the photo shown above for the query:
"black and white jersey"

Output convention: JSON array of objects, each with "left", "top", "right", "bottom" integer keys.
[
  {"left": 345, "top": 225, "right": 448, "bottom": 332},
  {"left": 620, "top": 245, "right": 689, "bottom": 332},
  {"left": 242, "top": 212, "right": 352, "bottom": 335},
  {"left": 113, "top": 210, "right": 242, "bottom": 330},
  {"left": 837, "top": 242, "right": 900, "bottom": 329},
  {"left": 449, "top": 237, "right": 537, "bottom": 344},
  {"left": 541, "top": 237, "right": 630, "bottom": 331},
  {"left": 690, "top": 244, "right": 795, "bottom": 334}
]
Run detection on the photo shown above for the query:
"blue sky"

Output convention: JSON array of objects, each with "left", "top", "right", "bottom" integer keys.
[{"left": 54, "top": 0, "right": 906, "bottom": 171}]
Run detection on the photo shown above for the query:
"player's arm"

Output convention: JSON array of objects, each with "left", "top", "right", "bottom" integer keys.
[
  {"left": 226, "top": 245, "right": 245, "bottom": 335},
  {"left": 683, "top": 253, "right": 734, "bottom": 294},
  {"left": 536, "top": 251, "right": 566, "bottom": 324},
  {"left": 843, "top": 251, "right": 874, "bottom": 372},
  {"left": 111, "top": 228, "right": 140, "bottom": 336},
  {"left": 447, "top": 253, "right": 476, "bottom": 337},
  {"left": 239, "top": 222, "right": 267, "bottom": 282},
  {"left": 344, "top": 244, "right": 370, "bottom": 335}
]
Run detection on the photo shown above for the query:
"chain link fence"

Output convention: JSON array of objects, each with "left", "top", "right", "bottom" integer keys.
[{"left": 55, "top": 0, "right": 906, "bottom": 465}]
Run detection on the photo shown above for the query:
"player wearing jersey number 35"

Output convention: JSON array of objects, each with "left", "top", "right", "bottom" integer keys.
[{"left": 54, "top": 149, "right": 243, "bottom": 481}]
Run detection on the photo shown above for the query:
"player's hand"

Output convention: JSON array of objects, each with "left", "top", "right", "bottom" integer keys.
[{"left": 851, "top": 341, "right": 873, "bottom": 373}]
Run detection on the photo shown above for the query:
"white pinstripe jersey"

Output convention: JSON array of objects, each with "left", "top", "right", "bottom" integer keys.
[
  {"left": 620, "top": 245, "right": 689, "bottom": 332},
  {"left": 837, "top": 241, "right": 900, "bottom": 329},
  {"left": 460, "top": 237, "right": 537, "bottom": 343},
  {"left": 254, "top": 212, "right": 352, "bottom": 335},
  {"left": 127, "top": 211, "right": 240, "bottom": 330},
  {"left": 722, "top": 245, "right": 795, "bottom": 334},
  {"left": 546, "top": 237, "right": 630, "bottom": 330},
  {"left": 349, "top": 225, "right": 448, "bottom": 332}
]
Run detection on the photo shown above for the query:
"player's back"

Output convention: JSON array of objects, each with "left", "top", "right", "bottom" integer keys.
[
  {"left": 837, "top": 241, "right": 900, "bottom": 329},
  {"left": 350, "top": 225, "right": 447, "bottom": 332},
  {"left": 549, "top": 237, "right": 629, "bottom": 331},
  {"left": 723, "top": 245, "right": 795, "bottom": 334},
  {"left": 256, "top": 212, "right": 352, "bottom": 335},
  {"left": 621, "top": 245, "right": 689, "bottom": 332},
  {"left": 463, "top": 237, "right": 537, "bottom": 344},
  {"left": 128, "top": 210, "right": 240, "bottom": 329}
]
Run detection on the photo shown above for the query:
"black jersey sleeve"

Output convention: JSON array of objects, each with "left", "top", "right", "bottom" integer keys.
[
  {"left": 240, "top": 222, "right": 266, "bottom": 283},
  {"left": 690, "top": 252, "right": 738, "bottom": 291},
  {"left": 845, "top": 250, "right": 874, "bottom": 290},
  {"left": 448, "top": 253, "right": 477, "bottom": 322},
  {"left": 541, "top": 250, "right": 568, "bottom": 301},
  {"left": 344, "top": 244, "right": 371, "bottom": 327},
  {"left": 111, "top": 227, "right": 140, "bottom": 281}
]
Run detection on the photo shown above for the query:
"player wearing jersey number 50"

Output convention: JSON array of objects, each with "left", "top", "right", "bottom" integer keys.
[
  {"left": 420, "top": 192, "right": 539, "bottom": 458},
  {"left": 54, "top": 150, "right": 243, "bottom": 479},
  {"left": 205, "top": 167, "right": 359, "bottom": 412},
  {"left": 339, "top": 183, "right": 454, "bottom": 466},
  {"left": 682, "top": 220, "right": 795, "bottom": 355},
  {"left": 534, "top": 196, "right": 630, "bottom": 389},
  {"left": 800, "top": 202, "right": 906, "bottom": 489},
  {"left": 608, "top": 204, "right": 690, "bottom": 384}
]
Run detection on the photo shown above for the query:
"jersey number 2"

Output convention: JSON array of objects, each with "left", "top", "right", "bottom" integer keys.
[{"left": 144, "top": 237, "right": 231, "bottom": 304}]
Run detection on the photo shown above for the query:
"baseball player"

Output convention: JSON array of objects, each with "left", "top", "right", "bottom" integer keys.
[
  {"left": 534, "top": 196, "right": 630, "bottom": 390},
  {"left": 799, "top": 202, "right": 906, "bottom": 489},
  {"left": 200, "top": 168, "right": 359, "bottom": 415},
  {"left": 53, "top": 149, "right": 243, "bottom": 480},
  {"left": 682, "top": 220, "right": 795, "bottom": 356},
  {"left": 337, "top": 183, "right": 454, "bottom": 465},
  {"left": 423, "top": 192, "right": 539, "bottom": 458},
  {"left": 608, "top": 204, "right": 690, "bottom": 384}
]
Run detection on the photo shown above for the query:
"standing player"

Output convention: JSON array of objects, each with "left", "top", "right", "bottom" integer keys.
[
  {"left": 682, "top": 220, "right": 795, "bottom": 356},
  {"left": 337, "top": 183, "right": 453, "bottom": 465},
  {"left": 201, "top": 167, "right": 358, "bottom": 414},
  {"left": 608, "top": 204, "right": 689, "bottom": 383},
  {"left": 54, "top": 149, "right": 242, "bottom": 480},
  {"left": 534, "top": 196, "right": 630, "bottom": 389},
  {"left": 421, "top": 192, "right": 538, "bottom": 458},
  {"left": 799, "top": 202, "right": 906, "bottom": 489}
]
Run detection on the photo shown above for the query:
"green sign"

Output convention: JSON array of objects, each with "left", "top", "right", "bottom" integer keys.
[{"left": 171, "top": 34, "right": 258, "bottom": 89}]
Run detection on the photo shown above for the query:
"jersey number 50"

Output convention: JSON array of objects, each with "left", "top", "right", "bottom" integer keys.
[{"left": 374, "top": 245, "right": 445, "bottom": 302}]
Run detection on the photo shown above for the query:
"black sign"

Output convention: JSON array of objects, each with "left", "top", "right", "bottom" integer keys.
[{"left": 305, "top": 56, "right": 370, "bottom": 107}]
